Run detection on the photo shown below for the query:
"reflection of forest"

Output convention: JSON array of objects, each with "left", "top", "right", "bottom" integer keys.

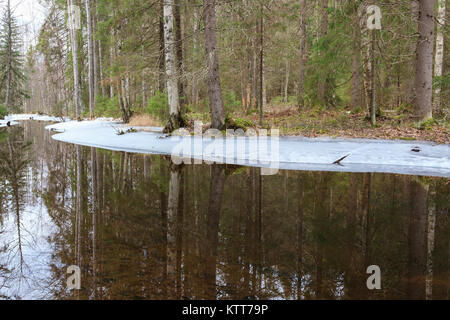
[
  {"left": 0, "top": 125, "right": 32, "bottom": 298},
  {"left": 0, "top": 122, "right": 449, "bottom": 300}
]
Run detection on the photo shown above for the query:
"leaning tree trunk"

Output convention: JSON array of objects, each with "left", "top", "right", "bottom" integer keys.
[
  {"left": 163, "top": 0, "right": 182, "bottom": 133},
  {"left": 204, "top": 0, "right": 226, "bottom": 130},
  {"left": 433, "top": 0, "right": 446, "bottom": 112},
  {"left": 415, "top": 0, "right": 435, "bottom": 121}
]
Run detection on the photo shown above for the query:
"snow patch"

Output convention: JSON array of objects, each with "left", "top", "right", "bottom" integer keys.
[
  {"left": 6, "top": 114, "right": 71, "bottom": 122},
  {"left": 45, "top": 120, "right": 450, "bottom": 178},
  {"left": 0, "top": 120, "right": 18, "bottom": 127}
]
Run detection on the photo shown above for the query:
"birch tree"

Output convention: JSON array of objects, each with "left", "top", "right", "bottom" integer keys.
[
  {"left": 433, "top": 0, "right": 446, "bottom": 111},
  {"left": 67, "top": 0, "right": 81, "bottom": 120},
  {"left": 163, "top": 0, "right": 182, "bottom": 133}
]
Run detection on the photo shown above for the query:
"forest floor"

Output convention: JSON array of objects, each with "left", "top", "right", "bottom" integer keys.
[{"left": 229, "top": 105, "right": 450, "bottom": 144}]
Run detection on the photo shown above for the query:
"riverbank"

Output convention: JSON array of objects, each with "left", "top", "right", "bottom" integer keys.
[{"left": 232, "top": 106, "right": 450, "bottom": 144}]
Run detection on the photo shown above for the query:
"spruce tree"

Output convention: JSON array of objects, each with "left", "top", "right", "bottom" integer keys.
[{"left": 0, "top": 0, "right": 27, "bottom": 113}]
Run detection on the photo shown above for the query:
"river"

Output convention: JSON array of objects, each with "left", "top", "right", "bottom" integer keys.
[{"left": 0, "top": 121, "right": 448, "bottom": 300}]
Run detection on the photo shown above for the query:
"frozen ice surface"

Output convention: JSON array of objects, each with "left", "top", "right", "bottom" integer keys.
[
  {"left": 6, "top": 114, "right": 72, "bottom": 122},
  {"left": 0, "top": 120, "right": 18, "bottom": 127},
  {"left": 45, "top": 120, "right": 450, "bottom": 178}
]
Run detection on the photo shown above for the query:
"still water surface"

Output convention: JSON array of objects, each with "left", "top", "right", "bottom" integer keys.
[{"left": 0, "top": 121, "right": 448, "bottom": 300}]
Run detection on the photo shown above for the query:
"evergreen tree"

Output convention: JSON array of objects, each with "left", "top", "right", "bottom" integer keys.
[{"left": 0, "top": 0, "right": 27, "bottom": 112}]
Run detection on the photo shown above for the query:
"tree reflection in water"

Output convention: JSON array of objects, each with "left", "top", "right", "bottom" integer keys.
[{"left": 0, "top": 122, "right": 448, "bottom": 300}]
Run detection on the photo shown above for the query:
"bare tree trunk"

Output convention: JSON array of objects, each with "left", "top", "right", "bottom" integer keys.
[
  {"left": 370, "top": 29, "right": 377, "bottom": 125},
  {"left": 204, "top": 165, "right": 226, "bottom": 299},
  {"left": 75, "top": 145, "right": 83, "bottom": 296},
  {"left": 68, "top": 0, "right": 81, "bottom": 120},
  {"left": 284, "top": 59, "right": 290, "bottom": 103},
  {"left": 91, "top": 147, "right": 98, "bottom": 297},
  {"left": 191, "top": 7, "right": 200, "bottom": 107},
  {"left": 433, "top": 0, "right": 446, "bottom": 111},
  {"left": 92, "top": 0, "right": 99, "bottom": 98},
  {"left": 317, "top": 0, "right": 328, "bottom": 105},
  {"left": 251, "top": 40, "right": 257, "bottom": 108},
  {"left": 259, "top": 8, "right": 264, "bottom": 125},
  {"left": 142, "top": 46, "right": 147, "bottom": 109},
  {"left": 86, "top": 0, "right": 95, "bottom": 118},
  {"left": 426, "top": 186, "right": 436, "bottom": 299},
  {"left": 97, "top": 13, "right": 106, "bottom": 97},
  {"left": 262, "top": 51, "right": 266, "bottom": 110},
  {"left": 296, "top": 175, "right": 303, "bottom": 300},
  {"left": 240, "top": 59, "right": 247, "bottom": 110},
  {"left": 297, "top": 0, "right": 307, "bottom": 107},
  {"left": 351, "top": 5, "right": 362, "bottom": 109},
  {"left": 407, "top": 179, "right": 428, "bottom": 299},
  {"left": 204, "top": 0, "right": 226, "bottom": 130},
  {"left": 163, "top": 0, "right": 181, "bottom": 132},
  {"left": 415, "top": 0, "right": 435, "bottom": 120},
  {"left": 174, "top": 0, "right": 185, "bottom": 109},
  {"left": 109, "top": 46, "right": 114, "bottom": 98},
  {"left": 159, "top": 0, "right": 166, "bottom": 93},
  {"left": 4, "top": 0, "right": 12, "bottom": 109},
  {"left": 405, "top": 1, "right": 419, "bottom": 105},
  {"left": 167, "top": 165, "right": 181, "bottom": 298}
]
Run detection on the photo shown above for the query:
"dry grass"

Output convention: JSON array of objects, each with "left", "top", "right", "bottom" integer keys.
[{"left": 129, "top": 114, "right": 162, "bottom": 127}]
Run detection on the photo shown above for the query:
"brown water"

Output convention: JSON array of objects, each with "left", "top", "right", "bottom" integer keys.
[{"left": 0, "top": 121, "right": 448, "bottom": 300}]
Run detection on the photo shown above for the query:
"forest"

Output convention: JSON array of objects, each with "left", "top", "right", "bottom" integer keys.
[{"left": 0, "top": 0, "right": 447, "bottom": 142}]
